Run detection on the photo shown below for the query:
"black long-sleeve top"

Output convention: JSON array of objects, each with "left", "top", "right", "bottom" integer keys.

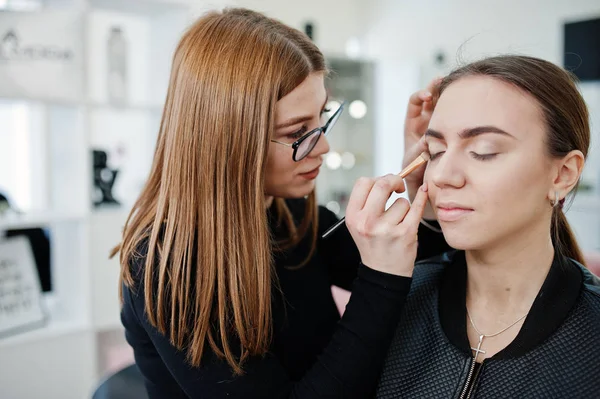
[{"left": 120, "top": 199, "right": 450, "bottom": 398}]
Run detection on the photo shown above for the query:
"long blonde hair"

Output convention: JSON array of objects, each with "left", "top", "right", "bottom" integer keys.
[{"left": 112, "top": 8, "right": 326, "bottom": 374}]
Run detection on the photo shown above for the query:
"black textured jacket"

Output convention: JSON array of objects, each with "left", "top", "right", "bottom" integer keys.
[
  {"left": 121, "top": 199, "right": 450, "bottom": 398},
  {"left": 376, "top": 250, "right": 600, "bottom": 399}
]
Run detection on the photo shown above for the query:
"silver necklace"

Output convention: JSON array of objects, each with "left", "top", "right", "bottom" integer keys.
[{"left": 466, "top": 308, "right": 527, "bottom": 362}]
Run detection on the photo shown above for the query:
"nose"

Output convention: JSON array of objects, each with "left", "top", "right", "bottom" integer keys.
[
  {"left": 428, "top": 150, "right": 466, "bottom": 189},
  {"left": 310, "top": 132, "right": 330, "bottom": 158}
]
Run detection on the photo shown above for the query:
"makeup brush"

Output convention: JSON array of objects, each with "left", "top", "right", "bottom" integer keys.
[{"left": 321, "top": 152, "right": 430, "bottom": 239}]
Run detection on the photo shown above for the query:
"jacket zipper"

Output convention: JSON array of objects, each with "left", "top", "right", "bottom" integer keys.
[
  {"left": 465, "top": 361, "right": 484, "bottom": 399},
  {"left": 459, "top": 358, "right": 476, "bottom": 399},
  {"left": 459, "top": 358, "right": 484, "bottom": 399}
]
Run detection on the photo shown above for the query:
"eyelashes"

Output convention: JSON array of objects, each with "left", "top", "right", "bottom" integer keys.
[
  {"left": 471, "top": 152, "right": 498, "bottom": 161},
  {"left": 428, "top": 151, "right": 498, "bottom": 161},
  {"left": 288, "top": 108, "right": 331, "bottom": 139},
  {"left": 429, "top": 151, "right": 444, "bottom": 161},
  {"left": 289, "top": 126, "right": 308, "bottom": 139}
]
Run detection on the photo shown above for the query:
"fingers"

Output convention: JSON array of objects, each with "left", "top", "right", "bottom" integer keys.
[
  {"left": 406, "top": 89, "right": 433, "bottom": 119},
  {"left": 347, "top": 177, "right": 376, "bottom": 215},
  {"left": 432, "top": 76, "right": 443, "bottom": 106},
  {"left": 403, "top": 137, "right": 428, "bottom": 167},
  {"left": 403, "top": 183, "right": 430, "bottom": 229},
  {"left": 423, "top": 77, "right": 443, "bottom": 113},
  {"left": 422, "top": 96, "right": 435, "bottom": 114},
  {"left": 382, "top": 197, "right": 411, "bottom": 225},
  {"left": 426, "top": 76, "right": 443, "bottom": 96},
  {"left": 383, "top": 182, "right": 429, "bottom": 229},
  {"left": 363, "top": 174, "right": 406, "bottom": 215},
  {"left": 394, "top": 178, "right": 407, "bottom": 194}
]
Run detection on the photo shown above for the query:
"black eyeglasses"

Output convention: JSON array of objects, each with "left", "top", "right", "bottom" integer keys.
[{"left": 271, "top": 101, "right": 345, "bottom": 162}]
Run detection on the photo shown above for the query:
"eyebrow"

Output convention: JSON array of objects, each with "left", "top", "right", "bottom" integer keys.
[
  {"left": 425, "top": 125, "right": 516, "bottom": 140},
  {"left": 275, "top": 95, "right": 329, "bottom": 129}
]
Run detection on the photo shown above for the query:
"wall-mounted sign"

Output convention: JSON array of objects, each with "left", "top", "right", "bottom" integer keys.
[
  {"left": 0, "top": 235, "right": 46, "bottom": 338},
  {"left": 0, "top": 11, "right": 83, "bottom": 102}
]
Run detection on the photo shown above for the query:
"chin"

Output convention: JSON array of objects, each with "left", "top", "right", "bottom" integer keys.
[
  {"left": 439, "top": 223, "right": 487, "bottom": 251},
  {"left": 290, "top": 179, "right": 316, "bottom": 197},
  {"left": 269, "top": 183, "right": 315, "bottom": 199},
  {"left": 289, "top": 186, "right": 315, "bottom": 198},
  {"left": 444, "top": 236, "right": 479, "bottom": 251}
]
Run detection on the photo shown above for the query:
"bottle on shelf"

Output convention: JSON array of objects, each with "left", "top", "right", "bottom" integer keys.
[{"left": 107, "top": 26, "right": 128, "bottom": 106}]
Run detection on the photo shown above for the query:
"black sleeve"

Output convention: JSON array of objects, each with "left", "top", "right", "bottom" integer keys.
[
  {"left": 318, "top": 206, "right": 361, "bottom": 291},
  {"left": 121, "top": 264, "right": 411, "bottom": 399},
  {"left": 416, "top": 219, "right": 452, "bottom": 262},
  {"left": 317, "top": 207, "right": 452, "bottom": 289}
]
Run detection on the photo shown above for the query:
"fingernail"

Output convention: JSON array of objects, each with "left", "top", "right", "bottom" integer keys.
[
  {"left": 423, "top": 91, "right": 432, "bottom": 98},
  {"left": 421, "top": 183, "right": 428, "bottom": 192}
]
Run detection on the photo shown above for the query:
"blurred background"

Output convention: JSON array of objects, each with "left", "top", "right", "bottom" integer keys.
[{"left": 0, "top": 0, "right": 598, "bottom": 397}]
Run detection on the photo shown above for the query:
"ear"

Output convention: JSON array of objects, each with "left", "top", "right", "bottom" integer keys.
[{"left": 548, "top": 150, "right": 585, "bottom": 201}]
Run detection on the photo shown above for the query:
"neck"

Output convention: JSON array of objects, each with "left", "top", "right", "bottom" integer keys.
[{"left": 465, "top": 222, "right": 554, "bottom": 315}]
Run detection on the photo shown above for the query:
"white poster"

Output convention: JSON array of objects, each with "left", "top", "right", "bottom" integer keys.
[
  {"left": 0, "top": 236, "right": 46, "bottom": 337},
  {"left": 0, "top": 11, "right": 83, "bottom": 102}
]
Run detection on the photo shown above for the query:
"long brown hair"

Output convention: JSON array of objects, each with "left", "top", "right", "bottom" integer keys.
[
  {"left": 440, "top": 55, "right": 589, "bottom": 264},
  {"left": 111, "top": 8, "right": 326, "bottom": 374}
]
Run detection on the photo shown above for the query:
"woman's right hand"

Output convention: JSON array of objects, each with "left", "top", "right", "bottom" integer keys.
[{"left": 345, "top": 175, "right": 429, "bottom": 278}]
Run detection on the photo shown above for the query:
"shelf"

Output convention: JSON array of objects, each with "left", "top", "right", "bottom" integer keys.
[
  {"left": 0, "top": 96, "right": 83, "bottom": 108},
  {"left": 91, "top": 206, "right": 130, "bottom": 215},
  {"left": 0, "top": 318, "right": 90, "bottom": 348},
  {"left": 0, "top": 4, "right": 191, "bottom": 397},
  {"left": 87, "top": 101, "right": 163, "bottom": 113},
  {"left": 89, "top": 0, "right": 190, "bottom": 16},
  {"left": 0, "top": 211, "right": 86, "bottom": 230},
  {"left": 0, "top": 95, "right": 164, "bottom": 113}
]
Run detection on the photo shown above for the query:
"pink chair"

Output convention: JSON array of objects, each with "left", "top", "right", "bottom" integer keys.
[
  {"left": 584, "top": 251, "right": 600, "bottom": 277},
  {"left": 331, "top": 285, "right": 351, "bottom": 316}
]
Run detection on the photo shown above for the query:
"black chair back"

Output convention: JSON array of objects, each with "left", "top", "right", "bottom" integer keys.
[{"left": 92, "top": 364, "right": 148, "bottom": 399}]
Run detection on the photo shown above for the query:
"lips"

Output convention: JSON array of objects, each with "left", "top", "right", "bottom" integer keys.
[
  {"left": 299, "top": 165, "right": 321, "bottom": 180},
  {"left": 436, "top": 202, "right": 474, "bottom": 222}
]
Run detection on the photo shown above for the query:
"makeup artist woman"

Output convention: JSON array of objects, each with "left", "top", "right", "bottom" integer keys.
[{"left": 112, "top": 8, "right": 449, "bottom": 399}]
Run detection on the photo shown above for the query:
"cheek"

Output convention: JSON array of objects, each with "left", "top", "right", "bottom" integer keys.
[
  {"left": 424, "top": 164, "right": 437, "bottom": 198},
  {"left": 267, "top": 145, "right": 290, "bottom": 168},
  {"left": 487, "top": 152, "right": 548, "bottom": 197},
  {"left": 472, "top": 157, "right": 551, "bottom": 218},
  {"left": 265, "top": 147, "right": 295, "bottom": 183}
]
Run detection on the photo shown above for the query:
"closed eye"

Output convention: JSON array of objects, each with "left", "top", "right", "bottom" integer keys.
[
  {"left": 429, "top": 151, "right": 445, "bottom": 161},
  {"left": 471, "top": 152, "right": 498, "bottom": 161}
]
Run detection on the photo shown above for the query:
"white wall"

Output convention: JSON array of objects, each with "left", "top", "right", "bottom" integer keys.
[
  {"left": 189, "top": 0, "right": 367, "bottom": 56},
  {"left": 364, "top": 0, "right": 600, "bottom": 85},
  {"left": 363, "top": 0, "right": 600, "bottom": 250}
]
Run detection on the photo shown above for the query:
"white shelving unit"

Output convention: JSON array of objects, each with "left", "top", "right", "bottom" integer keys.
[
  {"left": 0, "top": 317, "right": 90, "bottom": 348},
  {"left": 0, "top": 1, "right": 193, "bottom": 397},
  {"left": 0, "top": 211, "right": 86, "bottom": 230}
]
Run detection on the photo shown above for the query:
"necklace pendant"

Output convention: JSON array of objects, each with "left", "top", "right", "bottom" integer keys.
[{"left": 471, "top": 335, "right": 486, "bottom": 361}]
